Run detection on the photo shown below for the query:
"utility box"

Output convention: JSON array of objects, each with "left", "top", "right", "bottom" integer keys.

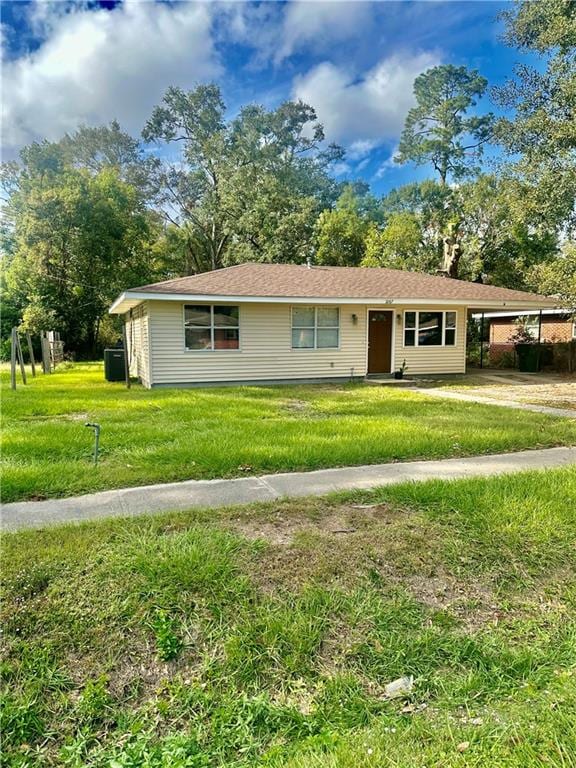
[{"left": 104, "top": 348, "right": 126, "bottom": 381}]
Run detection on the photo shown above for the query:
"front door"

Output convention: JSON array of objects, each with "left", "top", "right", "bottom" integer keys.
[{"left": 367, "top": 311, "right": 393, "bottom": 374}]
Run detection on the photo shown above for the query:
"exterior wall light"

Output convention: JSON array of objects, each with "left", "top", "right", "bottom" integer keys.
[{"left": 351, "top": 313, "right": 358, "bottom": 325}]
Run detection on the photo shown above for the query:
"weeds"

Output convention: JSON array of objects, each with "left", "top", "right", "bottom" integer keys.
[{"left": 151, "top": 610, "right": 184, "bottom": 662}]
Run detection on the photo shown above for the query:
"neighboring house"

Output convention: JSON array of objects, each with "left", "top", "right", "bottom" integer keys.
[
  {"left": 480, "top": 309, "right": 576, "bottom": 364},
  {"left": 109, "top": 263, "right": 557, "bottom": 388}
]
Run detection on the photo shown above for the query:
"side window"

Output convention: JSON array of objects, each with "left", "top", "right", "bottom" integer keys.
[
  {"left": 404, "top": 312, "right": 416, "bottom": 346},
  {"left": 292, "top": 307, "right": 339, "bottom": 349},
  {"left": 184, "top": 305, "right": 239, "bottom": 350},
  {"left": 445, "top": 312, "right": 457, "bottom": 346}
]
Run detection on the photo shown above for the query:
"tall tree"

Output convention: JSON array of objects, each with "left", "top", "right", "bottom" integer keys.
[
  {"left": 59, "top": 121, "right": 159, "bottom": 200},
  {"left": 395, "top": 65, "right": 494, "bottom": 277},
  {"left": 2, "top": 143, "right": 159, "bottom": 356},
  {"left": 362, "top": 212, "right": 429, "bottom": 271},
  {"left": 373, "top": 175, "right": 557, "bottom": 286},
  {"left": 493, "top": 0, "right": 576, "bottom": 231},
  {"left": 314, "top": 185, "right": 378, "bottom": 266},
  {"left": 529, "top": 241, "right": 576, "bottom": 309},
  {"left": 457, "top": 174, "right": 558, "bottom": 286},
  {"left": 379, "top": 180, "right": 454, "bottom": 272},
  {"left": 396, "top": 65, "right": 494, "bottom": 186},
  {"left": 142, "top": 85, "right": 343, "bottom": 273}
]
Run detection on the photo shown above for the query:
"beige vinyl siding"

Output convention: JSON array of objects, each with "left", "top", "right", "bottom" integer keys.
[
  {"left": 125, "top": 302, "right": 151, "bottom": 387},
  {"left": 136, "top": 300, "right": 468, "bottom": 385},
  {"left": 393, "top": 305, "right": 467, "bottom": 375},
  {"left": 148, "top": 301, "right": 368, "bottom": 385}
]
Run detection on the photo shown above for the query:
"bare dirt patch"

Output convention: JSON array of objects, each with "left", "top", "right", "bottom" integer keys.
[
  {"left": 227, "top": 502, "right": 401, "bottom": 547},
  {"left": 439, "top": 374, "right": 576, "bottom": 411},
  {"left": 222, "top": 501, "right": 528, "bottom": 633}
]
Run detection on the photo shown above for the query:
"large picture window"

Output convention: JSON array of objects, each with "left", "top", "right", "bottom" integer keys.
[
  {"left": 292, "top": 306, "right": 339, "bottom": 349},
  {"left": 404, "top": 311, "right": 457, "bottom": 347},
  {"left": 185, "top": 305, "right": 239, "bottom": 350}
]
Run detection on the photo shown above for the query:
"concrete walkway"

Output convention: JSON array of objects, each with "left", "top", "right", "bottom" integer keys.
[
  {"left": 414, "top": 387, "right": 576, "bottom": 419},
  {"left": 3, "top": 446, "right": 575, "bottom": 532}
]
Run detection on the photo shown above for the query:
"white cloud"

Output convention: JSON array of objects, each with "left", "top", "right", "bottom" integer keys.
[
  {"left": 3, "top": 1, "right": 219, "bottom": 152},
  {"left": 374, "top": 145, "right": 401, "bottom": 178},
  {"left": 275, "top": 0, "right": 372, "bottom": 64},
  {"left": 293, "top": 51, "right": 440, "bottom": 149},
  {"left": 331, "top": 161, "right": 352, "bottom": 177},
  {"left": 348, "top": 139, "right": 379, "bottom": 161},
  {"left": 218, "top": 1, "right": 372, "bottom": 69}
]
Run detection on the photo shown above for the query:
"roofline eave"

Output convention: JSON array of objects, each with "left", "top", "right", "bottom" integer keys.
[{"left": 109, "top": 290, "right": 559, "bottom": 315}]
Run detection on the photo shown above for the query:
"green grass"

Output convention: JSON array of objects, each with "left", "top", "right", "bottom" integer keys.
[
  {"left": 2, "top": 362, "right": 576, "bottom": 503},
  {"left": 2, "top": 469, "right": 576, "bottom": 766}
]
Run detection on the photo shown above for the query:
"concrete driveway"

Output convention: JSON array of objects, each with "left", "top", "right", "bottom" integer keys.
[{"left": 419, "top": 371, "right": 576, "bottom": 413}]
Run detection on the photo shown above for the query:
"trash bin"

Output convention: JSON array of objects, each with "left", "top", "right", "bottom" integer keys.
[
  {"left": 104, "top": 348, "right": 126, "bottom": 381},
  {"left": 515, "top": 343, "right": 540, "bottom": 373}
]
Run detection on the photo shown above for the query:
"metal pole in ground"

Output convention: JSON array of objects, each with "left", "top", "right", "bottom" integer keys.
[
  {"left": 10, "top": 328, "right": 17, "bottom": 389},
  {"left": 122, "top": 321, "right": 131, "bottom": 389},
  {"left": 480, "top": 313, "right": 484, "bottom": 369},
  {"left": 537, "top": 309, "right": 543, "bottom": 371},
  {"left": 85, "top": 423, "right": 101, "bottom": 465}
]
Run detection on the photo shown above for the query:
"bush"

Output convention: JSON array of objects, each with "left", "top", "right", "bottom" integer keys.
[
  {"left": 0, "top": 336, "right": 11, "bottom": 362},
  {"left": 491, "top": 349, "right": 516, "bottom": 369},
  {"left": 551, "top": 341, "right": 576, "bottom": 373}
]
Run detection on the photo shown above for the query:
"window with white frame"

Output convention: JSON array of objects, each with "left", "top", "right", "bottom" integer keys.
[
  {"left": 184, "top": 305, "right": 239, "bottom": 350},
  {"left": 292, "top": 306, "right": 339, "bottom": 349},
  {"left": 518, "top": 314, "right": 540, "bottom": 339},
  {"left": 404, "top": 311, "right": 457, "bottom": 347}
]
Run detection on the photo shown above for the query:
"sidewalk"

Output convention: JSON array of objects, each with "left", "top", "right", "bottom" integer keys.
[{"left": 3, "top": 446, "right": 575, "bottom": 532}]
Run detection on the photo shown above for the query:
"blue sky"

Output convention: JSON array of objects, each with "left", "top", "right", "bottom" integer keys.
[{"left": 1, "top": 1, "right": 530, "bottom": 194}]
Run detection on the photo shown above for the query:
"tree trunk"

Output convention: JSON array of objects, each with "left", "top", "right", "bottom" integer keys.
[{"left": 441, "top": 223, "right": 462, "bottom": 278}]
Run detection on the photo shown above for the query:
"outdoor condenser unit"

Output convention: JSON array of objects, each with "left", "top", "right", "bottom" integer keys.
[{"left": 104, "top": 348, "right": 126, "bottom": 382}]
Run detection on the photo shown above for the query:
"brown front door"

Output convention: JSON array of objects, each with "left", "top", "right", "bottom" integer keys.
[{"left": 368, "top": 311, "right": 393, "bottom": 374}]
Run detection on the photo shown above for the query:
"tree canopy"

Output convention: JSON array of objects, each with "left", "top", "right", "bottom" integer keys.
[
  {"left": 494, "top": 0, "right": 576, "bottom": 231},
  {"left": 396, "top": 64, "right": 494, "bottom": 185},
  {"left": 1, "top": 136, "right": 160, "bottom": 357},
  {"left": 142, "top": 85, "right": 343, "bottom": 272}
]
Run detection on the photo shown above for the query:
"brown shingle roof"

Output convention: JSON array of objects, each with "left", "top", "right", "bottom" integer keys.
[{"left": 129, "top": 263, "right": 553, "bottom": 305}]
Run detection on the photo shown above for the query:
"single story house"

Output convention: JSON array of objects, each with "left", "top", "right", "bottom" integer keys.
[{"left": 109, "top": 263, "right": 557, "bottom": 388}]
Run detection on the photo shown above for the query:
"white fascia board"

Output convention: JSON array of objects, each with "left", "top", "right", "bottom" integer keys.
[
  {"left": 109, "top": 292, "right": 128, "bottom": 314},
  {"left": 109, "top": 291, "right": 559, "bottom": 314},
  {"left": 472, "top": 308, "right": 571, "bottom": 319}
]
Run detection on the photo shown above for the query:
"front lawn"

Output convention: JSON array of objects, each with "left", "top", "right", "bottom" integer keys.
[
  {"left": 2, "top": 469, "right": 575, "bottom": 766},
  {"left": 2, "top": 363, "right": 576, "bottom": 503}
]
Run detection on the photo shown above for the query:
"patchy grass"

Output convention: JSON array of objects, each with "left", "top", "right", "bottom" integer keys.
[
  {"left": 2, "top": 468, "right": 576, "bottom": 767},
  {"left": 2, "top": 363, "right": 576, "bottom": 503}
]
